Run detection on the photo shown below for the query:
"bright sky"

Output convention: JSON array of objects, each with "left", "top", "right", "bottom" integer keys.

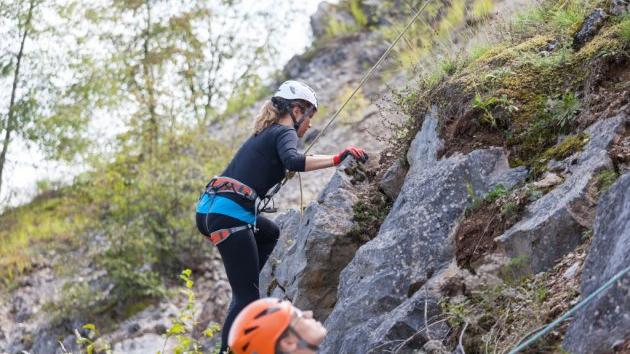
[{"left": 0, "top": 0, "right": 327, "bottom": 209}]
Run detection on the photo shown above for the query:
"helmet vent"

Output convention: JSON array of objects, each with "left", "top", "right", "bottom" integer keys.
[
  {"left": 242, "top": 342, "right": 250, "bottom": 351},
  {"left": 254, "top": 307, "right": 280, "bottom": 319},
  {"left": 244, "top": 325, "right": 259, "bottom": 335}
]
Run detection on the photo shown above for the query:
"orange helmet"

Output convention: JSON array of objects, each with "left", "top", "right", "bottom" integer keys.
[{"left": 228, "top": 298, "right": 293, "bottom": 354}]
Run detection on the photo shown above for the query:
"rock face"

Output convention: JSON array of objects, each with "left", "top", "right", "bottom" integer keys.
[
  {"left": 379, "top": 159, "right": 408, "bottom": 200},
  {"left": 563, "top": 172, "right": 630, "bottom": 354},
  {"left": 573, "top": 8, "right": 608, "bottom": 50},
  {"left": 496, "top": 114, "right": 627, "bottom": 274},
  {"left": 258, "top": 209, "right": 302, "bottom": 298},
  {"left": 321, "top": 109, "right": 528, "bottom": 353},
  {"left": 259, "top": 158, "right": 368, "bottom": 320},
  {"left": 310, "top": 2, "right": 357, "bottom": 39},
  {"left": 610, "top": 0, "right": 629, "bottom": 15}
]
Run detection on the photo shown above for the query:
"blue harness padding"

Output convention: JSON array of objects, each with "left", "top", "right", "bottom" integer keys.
[{"left": 196, "top": 193, "right": 256, "bottom": 225}]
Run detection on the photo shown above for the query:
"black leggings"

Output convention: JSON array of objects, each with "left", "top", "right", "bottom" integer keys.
[{"left": 196, "top": 212, "right": 280, "bottom": 353}]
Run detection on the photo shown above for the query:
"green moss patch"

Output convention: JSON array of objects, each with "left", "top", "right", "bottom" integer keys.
[
  {"left": 401, "top": 0, "right": 628, "bottom": 179},
  {"left": 530, "top": 132, "right": 590, "bottom": 176}
]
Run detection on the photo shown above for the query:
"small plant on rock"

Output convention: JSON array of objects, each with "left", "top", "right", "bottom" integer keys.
[
  {"left": 472, "top": 93, "right": 517, "bottom": 128},
  {"left": 594, "top": 169, "right": 618, "bottom": 195},
  {"left": 73, "top": 323, "right": 112, "bottom": 354},
  {"left": 547, "top": 92, "right": 581, "bottom": 129},
  {"left": 160, "top": 269, "right": 221, "bottom": 354}
]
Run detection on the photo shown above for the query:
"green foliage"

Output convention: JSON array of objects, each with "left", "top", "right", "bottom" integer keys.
[
  {"left": 82, "top": 129, "right": 230, "bottom": 305},
  {"left": 471, "top": 93, "right": 517, "bottom": 127},
  {"left": 336, "top": 85, "right": 371, "bottom": 124},
  {"left": 160, "top": 269, "right": 221, "bottom": 354},
  {"left": 546, "top": 92, "right": 581, "bottom": 128},
  {"left": 439, "top": 56, "right": 458, "bottom": 76},
  {"left": 512, "top": 0, "right": 592, "bottom": 38},
  {"left": 500, "top": 201, "right": 519, "bottom": 218},
  {"left": 468, "top": 44, "right": 493, "bottom": 62},
  {"left": 595, "top": 169, "right": 618, "bottom": 194},
  {"left": 471, "top": 0, "right": 494, "bottom": 21},
  {"left": 531, "top": 132, "right": 590, "bottom": 176},
  {"left": 619, "top": 15, "right": 630, "bottom": 44},
  {"left": 499, "top": 255, "right": 529, "bottom": 284},
  {"left": 325, "top": 17, "right": 359, "bottom": 38},
  {"left": 444, "top": 256, "right": 583, "bottom": 352},
  {"left": 0, "top": 189, "right": 88, "bottom": 288},
  {"left": 440, "top": 297, "right": 473, "bottom": 327},
  {"left": 465, "top": 184, "right": 508, "bottom": 215},
  {"left": 348, "top": 0, "right": 368, "bottom": 28},
  {"left": 47, "top": 282, "right": 106, "bottom": 323},
  {"left": 348, "top": 184, "right": 392, "bottom": 243},
  {"left": 486, "top": 184, "right": 508, "bottom": 202},
  {"left": 223, "top": 75, "right": 271, "bottom": 118},
  {"left": 438, "top": 0, "right": 466, "bottom": 36},
  {"left": 378, "top": 1, "right": 467, "bottom": 69},
  {"left": 74, "top": 323, "right": 112, "bottom": 354},
  {"left": 0, "top": 0, "right": 92, "bottom": 196}
]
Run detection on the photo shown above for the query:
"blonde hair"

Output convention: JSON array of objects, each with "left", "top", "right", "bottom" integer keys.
[{"left": 254, "top": 100, "right": 281, "bottom": 135}]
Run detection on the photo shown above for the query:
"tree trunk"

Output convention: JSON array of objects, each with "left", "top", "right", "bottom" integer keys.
[
  {"left": 0, "top": 0, "right": 35, "bottom": 197},
  {"left": 142, "top": 0, "right": 158, "bottom": 156}
]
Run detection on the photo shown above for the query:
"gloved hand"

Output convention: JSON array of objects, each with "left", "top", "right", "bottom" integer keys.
[{"left": 333, "top": 145, "right": 368, "bottom": 165}]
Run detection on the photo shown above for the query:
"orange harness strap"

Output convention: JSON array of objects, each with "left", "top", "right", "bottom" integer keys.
[
  {"left": 205, "top": 176, "right": 257, "bottom": 202},
  {"left": 206, "top": 225, "right": 252, "bottom": 246}
]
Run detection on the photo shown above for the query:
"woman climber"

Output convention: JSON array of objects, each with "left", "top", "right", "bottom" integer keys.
[{"left": 195, "top": 80, "right": 368, "bottom": 353}]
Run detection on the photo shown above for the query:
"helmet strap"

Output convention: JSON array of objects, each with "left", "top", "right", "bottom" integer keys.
[
  {"left": 288, "top": 326, "right": 320, "bottom": 352},
  {"left": 290, "top": 110, "right": 304, "bottom": 131},
  {"left": 290, "top": 105, "right": 315, "bottom": 131}
]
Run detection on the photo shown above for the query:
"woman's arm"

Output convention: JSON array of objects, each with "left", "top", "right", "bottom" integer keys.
[
  {"left": 304, "top": 145, "right": 369, "bottom": 171},
  {"left": 304, "top": 155, "right": 335, "bottom": 171}
]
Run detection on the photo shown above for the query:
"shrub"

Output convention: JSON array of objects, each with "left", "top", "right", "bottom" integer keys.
[
  {"left": 471, "top": 0, "right": 494, "bottom": 21},
  {"left": 160, "top": 269, "right": 222, "bottom": 354},
  {"left": 594, "top": 169, "right": 618, "bottom": 194}
]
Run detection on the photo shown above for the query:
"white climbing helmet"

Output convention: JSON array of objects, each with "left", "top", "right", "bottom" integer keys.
[{"left": 274, "top": 80, "right": 318, "bottom": 110}]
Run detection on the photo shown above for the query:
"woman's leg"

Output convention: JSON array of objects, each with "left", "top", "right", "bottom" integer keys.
[
  {"left": 253, "top": 215, "right": 280, "bottom": 271},
  {"left": 203, "top": 213, "right": 261, "bottom": 353}
]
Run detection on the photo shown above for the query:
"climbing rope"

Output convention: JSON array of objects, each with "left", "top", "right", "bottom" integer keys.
[
  {"left": 304, "top": 0, "right": 434, "bottom": 154},
  {"left": 507, "top": 264, "right": 630, "bottom": 353},
  {"left": 263, "top": 0, "right": 435, "bottom": 214}
]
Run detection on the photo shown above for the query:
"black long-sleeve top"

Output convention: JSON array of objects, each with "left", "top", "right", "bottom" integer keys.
[{"left": 221, "top": 123, "right": 306, "bottom": 204}]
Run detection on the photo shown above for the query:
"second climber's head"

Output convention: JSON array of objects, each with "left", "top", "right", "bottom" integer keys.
[{"left": 228, "top": 297, "right": 327, "bottom": 354}]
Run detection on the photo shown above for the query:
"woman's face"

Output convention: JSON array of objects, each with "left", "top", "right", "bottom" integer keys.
[
  {"left": 296, "top": 115, "right": 312, "bottom": 138},
  {"left": 295, "top": 106, "right": 315, "bottom": 138}
]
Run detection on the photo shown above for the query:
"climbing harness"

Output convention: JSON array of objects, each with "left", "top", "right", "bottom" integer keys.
[
  {"left": 202, "top": 176, "right": 260, "bottom": 245},
  {"left": 508, "top": 264, "right": 630, "bottom": 353},
  {"left": 260, "top": 0, "right": 435, "bottom": 212},
  {"left": 207, "top": 224, "right": 254, "bottom": 246},
  {"left": 205, "top": 176, "right": 258, "bottom": 202}
]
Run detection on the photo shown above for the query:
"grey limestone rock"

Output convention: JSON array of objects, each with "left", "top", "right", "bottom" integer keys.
[
  {"left": 379, "top": 159, "right": 408, "bottom": 200},
  {"left": 563, "top": 172, "right": 630, "bottom": 354},
  {"left": 258, "top": 209, "right": 302, "bottom": 298},
  {"left": 496, "top": 114, "right": 627, "bottom": 275},
  {"left": 573, "top": 8, "right": 608, "bottom": 50},
  {"left": 310, "top": 2, "right": 356, "bottom": 40},
  {"left": 321, "top": 109, "right": 528, "bottom": 353},
  {"left": 610, "top": 0, "right": 629, "bottom": 15},
  {"left": 259, "top": 158, "right": 365, "bottom": 320}
]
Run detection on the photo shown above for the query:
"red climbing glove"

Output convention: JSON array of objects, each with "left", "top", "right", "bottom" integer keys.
[{"left": 333, "top": 145, "right": 368, "bottom": 165}]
